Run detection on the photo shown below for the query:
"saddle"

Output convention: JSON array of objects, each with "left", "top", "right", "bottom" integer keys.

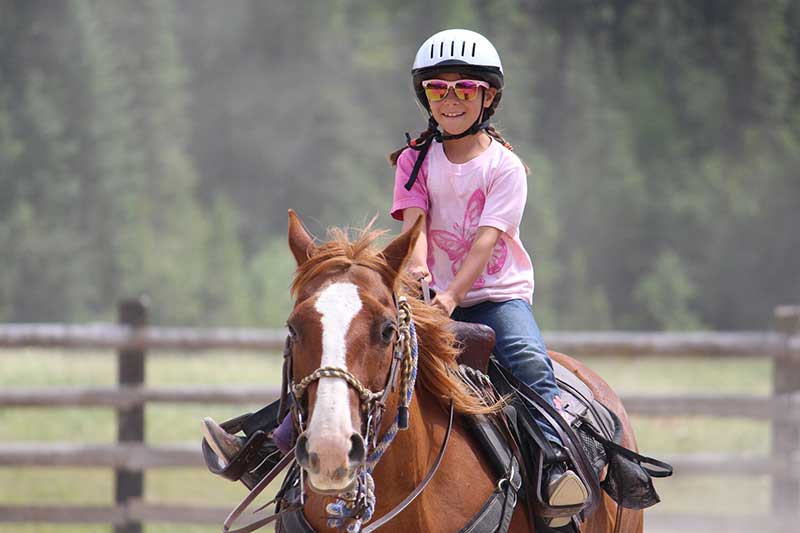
[
  {"left": 202, "top": 322, "right": 672, "bottom": 531},
  {"left": 453, "top": 323, "right": 672, "bottom": 527}
]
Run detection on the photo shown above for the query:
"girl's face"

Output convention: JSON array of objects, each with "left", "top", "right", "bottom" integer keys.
[{"left": 426, "top": 72, "right": 497, "bottom": 136}]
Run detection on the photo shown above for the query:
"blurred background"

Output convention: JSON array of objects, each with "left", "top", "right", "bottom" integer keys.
[
  {"left": 1, "top": 0, "right": 799, "bottom": 532},
  {"left": 2, "top": 0, "right": 798, "bottom": 329}
]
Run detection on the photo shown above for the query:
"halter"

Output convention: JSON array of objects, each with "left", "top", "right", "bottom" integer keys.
[
  {"left": 223, "top": 295, "right": 454, "bottom": 533},
  {"left": 289, "top": 295, "right": 415, "bottom": 432},
  {"left": 289, "top": 295, "right": 418, "bottom": 532}
]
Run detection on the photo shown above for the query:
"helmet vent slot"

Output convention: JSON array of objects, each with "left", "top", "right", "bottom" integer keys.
[
  {"left": 440, "top": 41, "right": 444, "bottom": 57},
  {"left": 472, "top": 42, "right": 476, "bottom": 57},
  {"left": 462, "top": 41, "right": 466, "bottom": 55},
  {"left": 430, "top": 43, "right": 434, "bottom": 59},
  {"left": 450, "top": 41, "right": 455, "bottom": 56}
]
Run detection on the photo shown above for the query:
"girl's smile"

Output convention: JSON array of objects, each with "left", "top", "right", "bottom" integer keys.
[{"left": 428, "top": 73, "right": 496, "bottom": 136}]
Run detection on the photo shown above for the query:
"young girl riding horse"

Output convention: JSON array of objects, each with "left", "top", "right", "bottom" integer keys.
[
  {"left": 389, "top": 28, "right": 587, "bottom": 528},
  {"left": 202, "top": 28, "right": 591, "bottom": 531}
]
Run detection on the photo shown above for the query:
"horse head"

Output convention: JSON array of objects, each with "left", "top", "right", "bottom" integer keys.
[{"left": 285, "top": 210, "right": 423, "bottom": 494}]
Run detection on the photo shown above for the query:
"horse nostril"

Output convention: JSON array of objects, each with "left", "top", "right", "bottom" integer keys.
[
  {"left": 348, "top": 433, "right": 366, "bottom": 465},
  {"left": 295, "top": 433, "right": 311, "bottom": 469},
  {"left": 309, "top": 452, "right": 320, "bottom": 473}
]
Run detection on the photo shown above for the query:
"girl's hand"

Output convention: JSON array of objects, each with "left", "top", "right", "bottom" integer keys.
[
  {"left": 431, "top": 290, "right": 459, "bottom": 316},
  {"left": 407, "top": 264, "right": 431, "bottom": 283}
]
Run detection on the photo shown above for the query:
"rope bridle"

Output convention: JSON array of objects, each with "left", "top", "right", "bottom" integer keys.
[
  {"left": 288, "top": 296, "right": 418, "bottom": 531},
  {"left": 292, "top": 367, "right": 384, "bottom": 409},
  {"left": 289, "top": 295, "right": 415, "bottom": 431},
  {"left": 223, "top": 295, "right": 454, "bottom": 533}
]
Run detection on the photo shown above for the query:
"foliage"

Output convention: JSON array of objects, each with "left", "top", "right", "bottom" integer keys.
[{"left": 0, "top": 0, "right": 798, "bottom": 329}]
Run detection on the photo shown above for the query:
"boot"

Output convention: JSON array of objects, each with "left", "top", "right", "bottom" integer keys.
[
  {"left": 544, "top": 462, "right": 588, "bottom": 528},
  {"left": 201, "top": 417, "right": 245, "bottom": 466}
]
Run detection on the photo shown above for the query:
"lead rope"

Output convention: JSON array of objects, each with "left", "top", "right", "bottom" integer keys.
[{"left": 325, "top": 303, "right": 418, "bottom": 533}]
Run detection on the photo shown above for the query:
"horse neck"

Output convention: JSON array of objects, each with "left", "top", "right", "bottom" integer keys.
[{"left": 369, "top": 386, "right": 445, "bottom": 504}]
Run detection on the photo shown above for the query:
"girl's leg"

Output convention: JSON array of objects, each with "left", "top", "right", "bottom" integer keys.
[
  {"left": 451, "top": 299, "right": 562, "bottom": 444},
  {"left": 452, "top": 299, "right": 587, "bottom": 525}
]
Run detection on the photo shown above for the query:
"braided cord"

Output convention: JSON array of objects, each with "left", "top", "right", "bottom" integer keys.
[
  {"left": 300, "top": 296, "right": 418, "bottom": 533},
  {"left": 366, "top": 318, "right": 418, "bottom": 470},
  {"left": 292, "top": 366, "right": 383, "bottom": 407}
]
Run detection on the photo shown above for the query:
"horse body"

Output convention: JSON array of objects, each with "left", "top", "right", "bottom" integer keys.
[
  {"left": 284, "top": 210, "right": 642, "bottom": 533},
  {"left": 550, "top": 352, "right": 644, "bottom": 533}
]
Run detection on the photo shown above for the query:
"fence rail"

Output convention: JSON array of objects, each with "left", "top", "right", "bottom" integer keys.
[
  {"left": 1, "top": 300, "right": 798, "bottom": 532},
  {"left": 3, "top": 322, "right": 800, "bottom": 356}
]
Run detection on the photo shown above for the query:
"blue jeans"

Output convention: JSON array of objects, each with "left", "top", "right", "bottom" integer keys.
[{"left": 452, "top": 299, "right": 562, "bottom": 444}]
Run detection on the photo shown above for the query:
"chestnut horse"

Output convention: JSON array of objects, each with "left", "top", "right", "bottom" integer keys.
[{"left": 283, "top": 209, "right": 643, "bottom": 533}]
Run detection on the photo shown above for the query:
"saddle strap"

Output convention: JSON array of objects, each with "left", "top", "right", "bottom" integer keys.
[
  {"left": 223, "top": 449, "right": 297, "bottom": 533},
  {"left": 459, "top": 456, "right": 522, "bottom": 533},
  {"left": 489, "top": 359, "right": 603, "bottom": 519},
  {"left": 361, "top": 400, "right": 455, "bottom": 532}
]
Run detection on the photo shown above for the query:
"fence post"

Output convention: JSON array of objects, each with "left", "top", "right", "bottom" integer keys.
[
  {"left": 771, "top": 305, "right": 800, "bottom": 525},
  {"left": 115, "top": 298, "right": 148, "bottom": 533}
]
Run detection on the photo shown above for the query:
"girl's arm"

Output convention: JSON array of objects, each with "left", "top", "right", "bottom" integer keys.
[
  {"left": 401, "top": 207, "right": 430, "bottom": 281},
  {"left": 433, "top": 225, "right": 502, "bottom": 315}
]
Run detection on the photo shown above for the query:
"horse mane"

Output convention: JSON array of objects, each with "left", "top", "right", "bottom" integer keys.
[{"left": 290, "top": 225, "right": 496, "bottom": 416}]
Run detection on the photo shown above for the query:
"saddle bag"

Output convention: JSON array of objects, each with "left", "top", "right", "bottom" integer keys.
[{"left": 579, "top": 414, "right": 673, "bottom": 510}]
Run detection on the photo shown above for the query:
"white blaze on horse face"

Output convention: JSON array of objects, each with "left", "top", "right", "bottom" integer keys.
[{"left": 306, "top": 282, "right": 362, "bottom": 484}]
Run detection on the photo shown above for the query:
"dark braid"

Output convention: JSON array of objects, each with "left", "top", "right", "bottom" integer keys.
[
  {"left": 388, "top": 123, "right": 438, "bottom": 166},
  {"left": 486, "top": 125, "right": 530, "bottom": 174},
  {"left": 485, "top": 125, "right": 513, "bottom": 150}
]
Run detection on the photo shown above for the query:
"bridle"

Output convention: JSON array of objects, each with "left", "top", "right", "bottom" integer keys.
[
  {"left": 286, "top": 295, "right": 417, "bottom": 530},
  {"left": 290, "top": 294, "right": 415, "bottom": 435},
  {"left": 223, "top": 294, "right": 455, "bottom": 533}
]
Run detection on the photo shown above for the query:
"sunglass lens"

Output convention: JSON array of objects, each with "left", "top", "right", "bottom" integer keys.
[
  {"left": 424, "top": 81, "right": 449, "bottom": 102},
  {"left": 454, "top": 81, "right": 480, "bottom": 101}
]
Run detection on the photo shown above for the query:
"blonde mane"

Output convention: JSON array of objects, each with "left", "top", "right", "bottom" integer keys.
[{"left": 290, "top": 226, "right": 493, "bottom": 415}]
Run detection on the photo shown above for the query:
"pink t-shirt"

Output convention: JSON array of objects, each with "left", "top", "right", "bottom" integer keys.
[{"left": 391, "top": 140, "right": 535, "bottom": 306}]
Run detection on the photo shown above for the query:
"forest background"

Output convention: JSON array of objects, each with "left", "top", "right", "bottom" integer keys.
[{"left": 1, "top": 0, "right": 798, "bottom": 332}]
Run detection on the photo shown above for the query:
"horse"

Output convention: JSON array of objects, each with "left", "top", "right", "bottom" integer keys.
[{"left": 281, "top": 209, "right": 644, "bottom": 533}]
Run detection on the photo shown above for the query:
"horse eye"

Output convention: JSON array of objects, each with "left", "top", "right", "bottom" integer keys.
[
  {"left": 286, "top": 323, "right": 298, "bottom": 342},
  {"left": 380, "top": 322, "right": 396, "bottom": 344}
]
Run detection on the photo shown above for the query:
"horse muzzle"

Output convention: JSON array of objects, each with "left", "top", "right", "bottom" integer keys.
[{"left": 296, "top": 430, "right": 366, "bottom": 493}]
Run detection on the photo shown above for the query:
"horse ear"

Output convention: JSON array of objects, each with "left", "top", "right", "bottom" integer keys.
[
  {"left": 288, "top": 209, "right": 316, "bottom": 266},
  {"left": 382, "top": 215, "right": 424, "bottom": 279}
]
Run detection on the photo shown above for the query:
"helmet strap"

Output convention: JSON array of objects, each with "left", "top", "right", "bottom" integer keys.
[
  {"left": 402, "top": 93, "right": 490, "bottom": 191},
  {"left": 403, "top": 95, "right": 489, "bottom": 191}
]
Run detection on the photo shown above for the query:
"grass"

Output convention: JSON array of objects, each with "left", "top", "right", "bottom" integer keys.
[{"left": 0, "top": 349, "right": 776, "bottom": 532}]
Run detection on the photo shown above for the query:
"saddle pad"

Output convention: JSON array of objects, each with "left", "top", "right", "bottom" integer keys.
[{"left": 553, "top": 361, "right": 617, "bottom": 443}]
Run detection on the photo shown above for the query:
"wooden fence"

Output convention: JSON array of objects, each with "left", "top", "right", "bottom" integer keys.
[{"left": 0, "top": 299, "right": 798, "bottom": 532}]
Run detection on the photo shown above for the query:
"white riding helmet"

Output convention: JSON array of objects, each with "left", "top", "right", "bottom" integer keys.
[
  {"left": 401, "top": 30, "right": 505, "bottom": 190},
  {"left": 412, "top": 28, "right": 504, "bottom": 79},
  {"left": 411, "top": 29, "right": 504, "bottom": 113}
]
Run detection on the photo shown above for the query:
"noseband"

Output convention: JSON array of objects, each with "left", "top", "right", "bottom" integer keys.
[
  {"left": 287, "top": 295, "right": 418, "bottom": 531},
  {"left": 289, "top": 295, "right": 415, "bottom": 434}
]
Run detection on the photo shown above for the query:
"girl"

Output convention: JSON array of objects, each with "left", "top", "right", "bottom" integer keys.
[{"left": 389, "top": 28, "right": 586, "bottom": 527}]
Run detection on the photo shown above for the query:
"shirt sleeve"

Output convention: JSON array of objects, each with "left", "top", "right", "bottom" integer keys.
[
  {"left": 479, "top": 156, "right": 527, "bottom": 235},
  {"left": 390, "top": 148, "right": 429, "bottom": 221}
]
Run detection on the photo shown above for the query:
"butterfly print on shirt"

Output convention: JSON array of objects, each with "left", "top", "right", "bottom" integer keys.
[{"left": 429, "top": 189, "right": 508, "bottom": 289}]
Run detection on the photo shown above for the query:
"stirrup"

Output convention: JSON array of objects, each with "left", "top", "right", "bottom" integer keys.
[
  {"left": 202, "top": 417, "right": 245, "bottom": 466},
  {"left": 545, "top": 469, "right": 588, "bottom": 528}
]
